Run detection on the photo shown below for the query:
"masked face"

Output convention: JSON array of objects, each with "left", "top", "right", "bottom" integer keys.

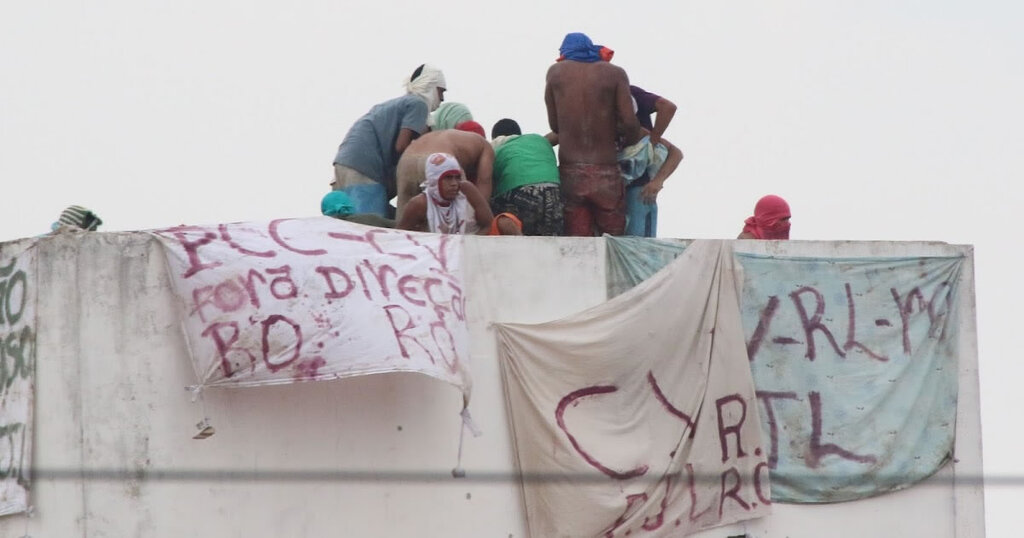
[{"left": 407, "top": 65, "right": 447, "bottom": 112}]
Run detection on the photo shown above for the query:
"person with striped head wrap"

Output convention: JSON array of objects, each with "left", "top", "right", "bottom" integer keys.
[{"left": 51, "top": 205, "right": 103, "bottom": 232}]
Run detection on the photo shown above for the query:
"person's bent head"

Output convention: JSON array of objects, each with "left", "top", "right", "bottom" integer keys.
[
  {"left": 491, "top": 118, "right": 522, "bottom": 139},
  {"left": 406, "top": 64, "right": 447, "bottom": 112},
  {"left": 742, "top": 194, "right": 791, "bottom": 240},
  {"left": 556, "top": 33, "right": 609, "bottom": 63},
  {"left": 454, "top": 120, "right": 486, "bottom": 138},
  {"left": 53, "top": 205, "right": 102, "bottom": 232},
  {"left": 430, "top": 102, "right": 472, "bottom": 131}
]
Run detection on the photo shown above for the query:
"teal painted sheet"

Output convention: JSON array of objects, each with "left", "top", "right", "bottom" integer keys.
[{"left": 604, "top": 236, "right": 963, "bottom": 503}]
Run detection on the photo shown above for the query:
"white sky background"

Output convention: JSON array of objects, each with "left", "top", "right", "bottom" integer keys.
[{"left": 2, "top": 0, "right": 1021, "bottom": 532}]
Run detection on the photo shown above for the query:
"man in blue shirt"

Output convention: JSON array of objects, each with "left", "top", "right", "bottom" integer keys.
[{"left": 332, "top": 64, "right": 447, "bottom": 217}]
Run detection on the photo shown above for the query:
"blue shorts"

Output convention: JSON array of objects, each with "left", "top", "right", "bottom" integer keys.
[
  {"left": 624, "top": 184, "right": 658, "bottom": 237},
  {"left": 339, "top": 183, "right": 390, "bottom": 218}
]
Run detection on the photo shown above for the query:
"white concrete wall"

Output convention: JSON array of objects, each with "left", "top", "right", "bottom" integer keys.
[{"left": 0, "top": 233, "right": 983, "bottom": 538}]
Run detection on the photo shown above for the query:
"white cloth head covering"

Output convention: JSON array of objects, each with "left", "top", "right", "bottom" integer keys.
[
  {"left": 422, "top": 152, "right": 471, "bottom": 234},
  {"left": 406, "top": 64, "right": 447, "bottom": 112}
]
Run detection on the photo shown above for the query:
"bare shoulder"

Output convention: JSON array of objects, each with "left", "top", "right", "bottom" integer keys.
[
  {"left": 602, "top": 61, "right": 629, "bottom": 80},
  {"left": 470, "top": 132, "right": 492, "bottom": 154},
  {"left": 397, "top": 194, "right": 428, "bottom": 231},
  {"left": 459, "top": 180, "right": 482, "bottom": 196},
  {"left": 406, "top": 194, "right": 427, "bottom": 213},
  {"left": 406, "top": 130, "right": 439, "bottom": 152},
  {"left": 546, "top": 62, "right": 564, "bottom": 82}
]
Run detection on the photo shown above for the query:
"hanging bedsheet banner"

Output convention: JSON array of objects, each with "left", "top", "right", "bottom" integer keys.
[
  {"left": 497, "top": 240, "right": 770, "bottom": 538},
  {"left": 150, "top": 218, "right": 471, "bottom": 400},
  {"left": 0, "top": 240, "right": 36, "bottom": 516},
  {"left": 604, "top": 236, "right": 964, "bottom": 503}
]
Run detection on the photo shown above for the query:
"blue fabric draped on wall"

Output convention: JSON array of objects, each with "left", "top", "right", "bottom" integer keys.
[{"left": 605, "top": 236, "right": 963, "bottom": 503}]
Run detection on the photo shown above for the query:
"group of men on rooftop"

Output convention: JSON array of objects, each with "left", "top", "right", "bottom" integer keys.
[{"left": 326, "top": 32, "right": 791, "bottom": 241}]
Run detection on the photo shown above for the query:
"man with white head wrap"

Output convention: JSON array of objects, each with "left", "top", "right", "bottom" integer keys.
[
  {"left": 405, "top": 64, "right": 447, "bottom": 112},
  {"left": 396, "top": 152, "right": 493, "bottom": 235},
  {"left": 331, "top": 64, "right": 447, "bottom": 217}
]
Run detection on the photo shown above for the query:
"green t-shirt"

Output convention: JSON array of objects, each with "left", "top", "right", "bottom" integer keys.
[{"left": 492, "top": 134, "right": 560, "bottom": 198}]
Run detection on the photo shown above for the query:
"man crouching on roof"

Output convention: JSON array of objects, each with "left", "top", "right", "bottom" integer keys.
[
  {"left": 394, "top": 121, "right": 494, "bottom": 222},
  {"left": 331, "top": 64, "right": 447, "bottom": 218},
  {"left": 545, "top": 32, "right": 640, "bottom": 236},
  {"left": 397, "top": 153, "right": 493, "bottom": 235}
]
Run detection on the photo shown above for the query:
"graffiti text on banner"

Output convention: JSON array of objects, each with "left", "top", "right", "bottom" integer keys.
[
  {"left": 556, "top": 375, "right": 771, "bottom": 538},
  {"left": 151, "top": 218, "right": 470, "bottom": 395},
  {"left": 0, "top": 251, "right": 35, "bottom": 516},
  {"left": 738, "top": 255, "right": 962, "bottom": 502}
]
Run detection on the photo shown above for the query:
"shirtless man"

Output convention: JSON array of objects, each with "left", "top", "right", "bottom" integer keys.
[
  {"left": 397, "top": 152, "right": 493, "bottom": 235},
  {"left": 545, "top": 32, "right": 640, "bottom": 236},
  {"left": 394, "top": 127, "right": 494, "bottom": 221}
]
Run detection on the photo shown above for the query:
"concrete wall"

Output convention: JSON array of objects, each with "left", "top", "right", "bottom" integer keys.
[{"left": 0, "top": 233, "right": 983, "bottom": 537}]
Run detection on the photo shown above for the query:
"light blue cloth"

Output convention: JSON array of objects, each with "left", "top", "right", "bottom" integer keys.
[
  {"left": 618, "top": 136, "right": 669, "bottom": 237},
  {"left": 604, "top": 236, "right": 688, "bottom": 299},
  {"left": 429, "top": 102, "right": 472, "bottom": 131},
  {"left": 604, "top": 236, "right": 964, "bottom": 503},
  {"left": 617, "top": 136, "right": 668, "bottom": 186},
  {"left": 624, "top": 185, "right": 658, "bottom": 237},
  {"left": 321, "top": 191, "right": 355, "bottom": 217},
  {"left": 333, "top": 94, "right": 428, "bottom": 186},
  {"left": 338, "top": 183, "right": 390, "bottom": 218}
]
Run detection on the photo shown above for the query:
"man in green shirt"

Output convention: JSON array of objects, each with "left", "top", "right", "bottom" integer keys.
[{"left": 489, "top": 119, "right": 564, "bottom": 236}]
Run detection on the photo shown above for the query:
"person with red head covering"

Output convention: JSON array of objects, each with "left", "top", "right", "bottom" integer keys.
[
  {"left": 454, "top": 120, "right": 486, "bottom": 138},
  {"left": 738, "top": 195, "right": 791, "bottom": 239}
]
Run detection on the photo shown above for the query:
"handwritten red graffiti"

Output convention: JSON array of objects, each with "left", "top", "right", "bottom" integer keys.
[
  {"left": 746, "top": 280, "right": 953, "bottom": 362},
  {"left": 756, "top": 390, "right": 876, "bottom": 469},
  {"left": 557, "top": 371, "right": 766, "bottom": 537},
  {"left": 153, "top": 221, "right": 465, "bottom": 382},
  {"left": 155, "top": 221, "right": 457, "bottom": 280}
]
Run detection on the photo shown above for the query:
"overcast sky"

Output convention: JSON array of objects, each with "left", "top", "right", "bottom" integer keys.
[{"left": 2, "top": 0, "right": 1021, "bottom": 532}]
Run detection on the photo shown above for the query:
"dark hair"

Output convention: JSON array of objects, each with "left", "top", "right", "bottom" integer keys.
[
  {"left": 411, "top": 64, "right": 425, "bottom": 82},
  {"left": 491, "top": 118, "right": 522, "bottom": 139}
]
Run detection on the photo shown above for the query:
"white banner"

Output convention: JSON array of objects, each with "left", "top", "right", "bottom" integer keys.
[
  {"left": 150, "top": 218, "right": 470, "bottom": 399},
  {"left": 0, "top": 241, "right": 35, "bottom": 516},
  {"left": 497, "top": 240, "right": 769, "bottom": 537}
]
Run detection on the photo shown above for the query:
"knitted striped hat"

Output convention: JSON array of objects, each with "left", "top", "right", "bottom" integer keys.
[{"left": 57, "top": 205, "right": 103, "bottom": 231}]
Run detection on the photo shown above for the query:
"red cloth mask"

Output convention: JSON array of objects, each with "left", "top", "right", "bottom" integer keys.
[{"left": 742, "top": 195, "right": 791, "bottom": 239}]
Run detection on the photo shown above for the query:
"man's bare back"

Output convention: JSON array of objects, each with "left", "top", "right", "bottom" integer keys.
[
  {"left": 545, "top": 61, "right": 639, "bottom": 165},
  {"left": 395, "top": 130, "right": 494, "bottom": 218}
]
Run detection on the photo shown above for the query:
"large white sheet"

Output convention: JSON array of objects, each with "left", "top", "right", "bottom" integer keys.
[
  {"left": 151, "top": 218, "right": 471, "bottom": 399},
  {"left": 496, "top": 240, "right": 769, "bottom": 537}
]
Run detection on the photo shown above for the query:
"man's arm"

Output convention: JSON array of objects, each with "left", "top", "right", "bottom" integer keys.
[
  {"left": 615, "top": 70, "right": 641, "bottom": 145},
  {"left": 473, "top": 143, "right": 494, "bottom": 201},
  {"left": 640, "top": 137, "right": 683, "bottom": 204},
  {"left": 544, "top": 67, "right": 559, "bottom": 133},
  {"left": 649, "top": 97, "right": 677, "bottom": 147},
  {"left": 395, "top": 128, "right": 418, "bottom": 155},
  {"left": 459, "top": 181, "right": 494, "bottom": 235},
  {"left": 544, "top": 131, "right": 559, "bottom": 146},
  {"left": 396, "top": 195, "right": 428, "bottom": 232}
]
